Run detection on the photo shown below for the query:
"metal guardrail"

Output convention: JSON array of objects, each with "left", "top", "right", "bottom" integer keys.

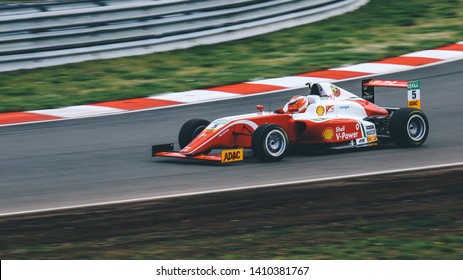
[
  {"left": 0, "top": 0, "right": 265, "bottom": 53},
  {"left": 0, "top": 0, "right": 117, "bottom": 16},
  {"left": 0, "top": 0, "right": 368, "bottom": 72}
]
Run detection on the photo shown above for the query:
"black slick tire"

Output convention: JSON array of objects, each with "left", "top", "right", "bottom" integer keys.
[
  {"left": 252, "top": 124, "right": 289, "bottom": 162},
  {"left": 178, "top": 118, "right": 210, "bottom": 149},
  {"left": 389, "top": 108, "right": 429, "bottom": 147}
]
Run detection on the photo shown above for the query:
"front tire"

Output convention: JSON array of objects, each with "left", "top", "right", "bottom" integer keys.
[
  {"left": 178, "top": 118, "right": 210, "bottom": 149},
  {"left": 389, "top": 108, "right": 429, "bottom": 147},
  {"left": 252, "top": 124, "right": 289, "bottom": 162}
]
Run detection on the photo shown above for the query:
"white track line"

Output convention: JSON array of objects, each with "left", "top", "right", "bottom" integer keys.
[{"left": 1, "top": 161, "right": 462, "bottom": 217}]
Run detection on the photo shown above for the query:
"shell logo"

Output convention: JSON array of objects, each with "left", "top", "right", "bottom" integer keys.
[
  {"left": 322, "top": 127, "right": 334, "bottom": 141},
  {"left": 316, "top": 105, "right": 325, "bottom": 116}
]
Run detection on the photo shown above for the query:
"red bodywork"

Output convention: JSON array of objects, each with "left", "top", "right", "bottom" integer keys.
[
  {"left": 178, "top": 102, "right": 386, "bottom": 156},
  {"left": 152, "top": 81, "right": 404, "bottom": 162}
]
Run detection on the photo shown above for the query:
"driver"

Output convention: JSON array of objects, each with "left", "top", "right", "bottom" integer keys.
[{"left": 282, "top": 95, "right": 308, "bottom": 113}]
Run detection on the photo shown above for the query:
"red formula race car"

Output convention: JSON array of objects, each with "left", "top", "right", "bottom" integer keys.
[{"left": 152, "top": 79, "right": 428, "bottom": 163}]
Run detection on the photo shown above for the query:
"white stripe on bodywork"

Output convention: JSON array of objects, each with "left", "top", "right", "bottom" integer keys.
[{"left": 188, "top": 119, "right": 259, "bottom": 154}]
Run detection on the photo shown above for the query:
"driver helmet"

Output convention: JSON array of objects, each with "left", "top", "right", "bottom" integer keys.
[{"left": 285, "top": 95, "right": 308, "bottom": 113}]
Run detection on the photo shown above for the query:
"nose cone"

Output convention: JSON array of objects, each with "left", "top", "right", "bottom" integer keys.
[{"left": 179, "top": 130, "right": 212, "bottom": 154}]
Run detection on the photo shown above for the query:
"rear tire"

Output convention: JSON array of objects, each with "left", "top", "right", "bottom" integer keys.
[
  {"left": 252, "top": 124, "right": 289, "bottom": 162},
  {"left": 389, "top": 108, "right": 429, "bottom": 147},
  {"left": 178, "top": 118, "right": 210, "bottom": 149}
]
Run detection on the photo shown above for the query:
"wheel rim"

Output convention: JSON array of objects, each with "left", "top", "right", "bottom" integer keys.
[
  {"left": 407, "top": 115, "right": 426, "bottom": 141},
  {"left": 265, "top": 129, "right": 286, "bottom": 157}
]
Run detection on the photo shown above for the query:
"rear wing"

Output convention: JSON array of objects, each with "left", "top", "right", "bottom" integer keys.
[{"left": 362, "top": 79, "right": 421, "bottom": 109}]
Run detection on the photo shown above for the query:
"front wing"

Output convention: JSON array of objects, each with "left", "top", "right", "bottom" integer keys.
[{"left": 152, "top": 143, "right": 243, "bottom": 163}]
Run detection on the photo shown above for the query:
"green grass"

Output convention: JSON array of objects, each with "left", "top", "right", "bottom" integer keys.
[
  {"left": 1, "top": 0, "right": 463, "bottom": 112},
  {"left": 105, "top": 216, "right": 462, "bottom": 260},
  {"left": 1, "top": 199, "right": 461, "bottom": 260}
]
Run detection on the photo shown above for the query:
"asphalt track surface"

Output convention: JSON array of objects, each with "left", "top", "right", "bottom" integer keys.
[{"left": 1, "top": 59, "right": 462, "bottom": 215}]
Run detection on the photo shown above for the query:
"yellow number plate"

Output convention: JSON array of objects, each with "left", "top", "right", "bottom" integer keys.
[
  {"left": 221, "top": 148, "right": 244, "bottom": 163},
  {"left": 408, "top": 100, "right": 421, "bottom": 109}
]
